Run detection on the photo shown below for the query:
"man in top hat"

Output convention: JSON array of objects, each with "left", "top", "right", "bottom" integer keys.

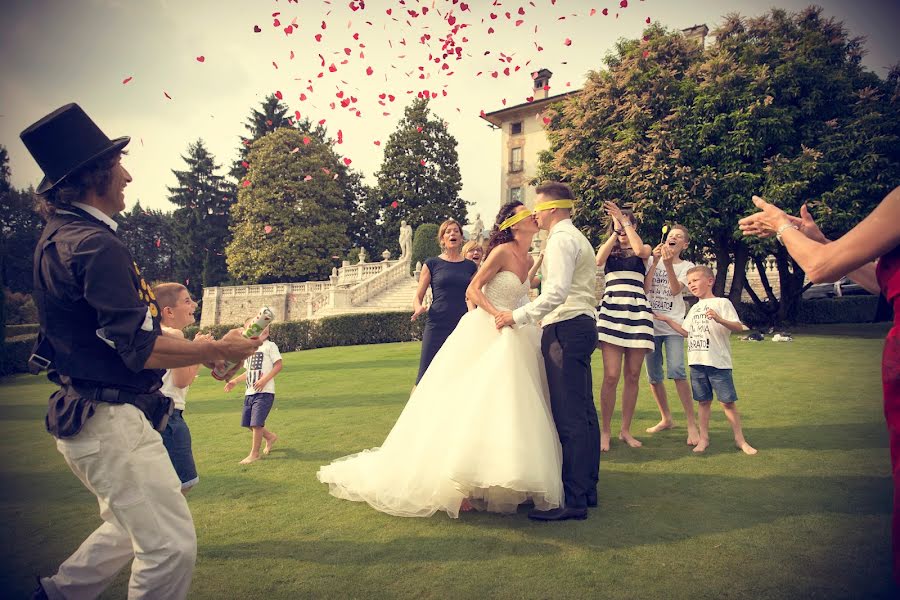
[{"left": 22, "top": 103, "right": 262, "bottom": 600}]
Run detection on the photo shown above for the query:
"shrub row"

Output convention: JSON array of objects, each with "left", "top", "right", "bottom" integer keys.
[
  {"left": 6, "top": 323, "right": 40, "bottom": 336},
  {"left": 184, "top": 311, "right": 427, "bottom": 351},
  {"left": 729, "top": 295, "right": 883, "bottom": 328},
  {"left": 0, "top": 333, "right": 38, "bottom": 377}
]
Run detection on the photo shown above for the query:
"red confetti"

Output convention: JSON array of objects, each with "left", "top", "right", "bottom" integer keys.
[
  {"left": 241, "top": 161, "right": 250, "bottom": 168},
  {"left": 294, "top": 110, "right": 302, "bottom": 121},
  {"left": 337, "top": 129, "right": 344, "bottom": 143},
  {"left": 321, "top": 20, "right": 327, "bottom": 30},
  {"left": 315, "top": 33, "right": 323, "bottom": 42},
  {"left": 242, "top": 180, "right": 251, "bottom": 187},
  {"left": 642, "top": 50, "right": 649, "bottom": 58},
  {"left": 564, "top": 38, "right": 572, "bottom": 46},
  {"left": 303, "top": 137, "right": 311, "bottom": 145},
  {"left": 196, "top": 56, "right": 205, "bottom": 63},
  {"left": 155, "top": 239, "right": 161, "bottom": 248},
  {"left": 602, "top": 8, "right": 609, "bottom": 15},
  {"left": 329, "top": 64, "right": 337, "bottom": 72},
  {"left": 590, "top": 8, "right": 596, "bottom": 16},
  {"left": 122, "top": 76, "right": 133, "bottom": 84},
  {"left": 264, "top": 225, "right": 273, "bottom": 234},
  {"left": 620, "top": 0, "right": 628, "bottom": 7},
  {"left": 374, "top": 140, "right": 381, "bottom": 146},
  {"left": 420, "top": 159, "right": 426, "bottom": 166},
  {"left": 164, "top": 91, "right": 172, "bottom": 99},
  {"left": 542, "top": 116, "right": 551, "bottom": 125},
  {"left": 646, "top": 17, "right": 651, "bottom": 23},
  {"left": 391, "top": 200, "right": 399, "bottom": 208},
  {"left": 343, "top": 157, "right": 352, "bottom": 165},
  {"left": 366, "top": 66, "right": 374, "bottom": 75},
  {"left": 275, "top": 90, "right": 283, "bottom": 99},
  {"left": 253, "top": 25, "right": 261, "bottom": 32}
]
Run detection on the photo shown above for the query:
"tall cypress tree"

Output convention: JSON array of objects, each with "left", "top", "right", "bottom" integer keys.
[
  {"left": 230, "top": 94, "right": 294, "bottom": 181},
  {"left": 167, "top": 139, "right": 234, "bottom": 298},
  {"left": 116, "top": 202, "right": 177, "bottom": 285},
  {"left": 374, "top": 98, "right": 468, "bottom": 255}
]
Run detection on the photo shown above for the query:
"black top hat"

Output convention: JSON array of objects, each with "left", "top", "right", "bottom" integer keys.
[{"left": 20, "top": 103, "right": 130, "bottom": 194}]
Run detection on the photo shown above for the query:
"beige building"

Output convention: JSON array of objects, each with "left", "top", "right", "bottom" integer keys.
[{"left": 479, "top": 69, "right": 577, "bottom": 209}]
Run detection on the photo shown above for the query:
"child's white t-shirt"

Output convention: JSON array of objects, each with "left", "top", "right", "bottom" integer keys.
[
  {"left": 684, "top": 297, "right": 741, "bottom": 369},
  {"left": 647, "top": 258, "right": 694, "bottom": 336},
  {"left": 244, "top": 340, "right": 282, "bottom": 395}
]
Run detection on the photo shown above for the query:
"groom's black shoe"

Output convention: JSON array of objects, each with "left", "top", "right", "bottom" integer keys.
[
  {"left": 587, "top": 490, "right": 598, "bottom": 508},
  {"left": 528, "top": 506, "right": 588, "bottom": 521}
]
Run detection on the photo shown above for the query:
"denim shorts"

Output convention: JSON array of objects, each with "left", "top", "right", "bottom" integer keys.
[
  {"left": 646, "top": 335, "right": 687, "bottom": 384},
  {"left": 241, "top": 393, "right": 275, "bottom": 428},
  {"left": 690, "top": 365, "right": 738, "bottom": 403},
  {"left": 160, "top": 409, "right": 199, "bottom": 489}
]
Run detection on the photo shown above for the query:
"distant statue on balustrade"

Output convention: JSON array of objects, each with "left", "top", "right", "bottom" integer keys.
[
  {"left": 470, "top": 213, "right": 484, "bottom": 243},
  {"left": 399, "top": 220, "right": 414, "bottom": 260},
  {"left": 358, "top": 247, "right": 367, "bottom": 264}
]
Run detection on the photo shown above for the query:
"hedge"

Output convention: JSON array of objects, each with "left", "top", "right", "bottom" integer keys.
[
  {"left": 728, "top": 296, "right": 882, "bottom": 328},
  {"left": 0, "top": 333, "right": 38, "bottom": 377},
  {"left": 411, "top": 223, "right": 440, "bottom": 275},
  {"left": 6, "top": 323, "right": 40, "bottom": 336}
]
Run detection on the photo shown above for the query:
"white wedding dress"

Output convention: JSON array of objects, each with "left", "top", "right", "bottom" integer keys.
[{"left": 317, "top": 270, "right": 563, "bottom": 518}]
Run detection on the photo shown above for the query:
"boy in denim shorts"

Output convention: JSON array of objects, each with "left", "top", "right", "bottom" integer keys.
[
  {"left": 224, "top": 326, "right": 283, "bottom": 464},
  {"left": 654, "top": 266, "right": 757, "bottom": 455},
  {"left": 644, "top": 224, "right": 699, "bottom": 445}
]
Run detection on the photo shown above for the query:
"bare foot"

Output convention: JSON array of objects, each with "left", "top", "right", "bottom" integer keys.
[
  {"left": 600, "top": 431, "right": 611, "bottom": 452},
  {"left": 738, "top": 441, "right": 758, "bottom": 455},
  {"left": 618, "top": 431, "right": 643, "bottom": 448},
  {"left": 460, "top": 498, "right": 475, "bottom": 512},
  {"left": 263, "top": 434, "right": 278, "bottom": 455},
  {"left": 693, "top": 439, "right": 709, "bottom": 453},
  {"left": 687, "top": 427, "right": 700, "bottom": 446},
  {"left": 645, "top": 420, "right": 674, "bottom": 434},
  {"left": 239, "top": 454, "right": 260, "bottom": 464}
]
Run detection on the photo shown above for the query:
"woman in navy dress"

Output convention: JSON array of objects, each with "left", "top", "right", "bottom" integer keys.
[{"left": 412, "top": 219, "right": 477, "bottom": 383}]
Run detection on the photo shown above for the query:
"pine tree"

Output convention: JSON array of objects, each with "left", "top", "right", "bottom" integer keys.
[
  {"left": 374, "top": 98, "right": 467, "bottom": 256},
  {"left": 116, "top": 202, "right": 177, "bottom": 285},
  {"left": 167, "top": 139, "right": 234, "bottom": 298},
  {"left": 226, "top": 127, "right": 351, "bottom": 283},
  {"left": 0, "top": 146, "right": 42, "bottom": 293},
  {"left": 230, "top": 94, "right": 294, "bottom": 181}
]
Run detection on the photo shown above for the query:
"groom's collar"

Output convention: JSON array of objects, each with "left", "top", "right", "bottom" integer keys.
[{"left": 548, "top": 218, "right": 573, "bottom": 235}]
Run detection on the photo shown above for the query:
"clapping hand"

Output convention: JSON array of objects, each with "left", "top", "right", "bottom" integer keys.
[
  {"left": 738, "top": 196, "right": 792, "bottom": 238},
  {"left": 603, "top": 201, "right": 626, "bottom": 224}
]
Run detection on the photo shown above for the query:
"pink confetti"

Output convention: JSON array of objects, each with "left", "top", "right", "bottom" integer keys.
[
  {"left": 303, "top": 137, "right": 311, "bottom": 145},
  {"left": 391, "top": 201, "right": 399, "bottom": 208},
  {"left": 366, "top": 66, "right": 374, "bottom": 75},
  {"left": 564, "top": 38, "right": 572, "bottom": 46},
  {"left": 122, "top": 76, "right": 133, "bottom": 84},
  {"left": 343, "top": 157, "right": 352, "bottom": 165},
  {"left": 196, "top": 56, "right": 205, "bottom": 63},
  {"left": 264, "top": 225, "right": 273, "bottom": 234},
  {"left": 242, "top": 180, "right": 251, "bottom": 187}
]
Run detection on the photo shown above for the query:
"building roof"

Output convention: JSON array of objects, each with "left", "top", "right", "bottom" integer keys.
[{"left": 479, "top": 89, "right": 580, "bottom": 128}]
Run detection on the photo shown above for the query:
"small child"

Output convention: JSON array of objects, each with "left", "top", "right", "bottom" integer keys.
[
  {"left": 224, "top": 325, "right": 283, "bottom": 464},
  {"left": 655, "top": 265, "right": 757, "bottom": 455},
  {"left": 644, "top": 224, "right": 699, "bottom": 446},
  {"left": 153, "top": 282, "right": 212, "bottom": 492}
]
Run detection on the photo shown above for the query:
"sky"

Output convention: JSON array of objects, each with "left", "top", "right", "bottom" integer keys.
[{"left": 2, "top": 0, "right": 898, "bottom": 227}]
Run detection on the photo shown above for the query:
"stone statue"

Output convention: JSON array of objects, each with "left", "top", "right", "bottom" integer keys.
[
  {"left": 398, "top": 220, "right": 413, "bottom": 260},
  {"left": 470, "top": 213, "right": 484, "bottom": 243},
  {"left": 358, "top": 247, "right": 367, "bottom": 264}
]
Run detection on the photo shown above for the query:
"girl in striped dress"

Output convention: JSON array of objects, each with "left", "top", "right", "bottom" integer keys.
[{"left": 595, "top": 202, "right": 654, "bottom": 451}]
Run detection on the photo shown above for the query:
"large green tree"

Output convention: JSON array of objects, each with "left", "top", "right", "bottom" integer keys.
[
  {"left": 230, "top": 94, "right": 294, "bottom": 181},
  {"left": 0, "top": 146, "right": 42, "bottom": 293},
  {"left": 226, "top": 127, "right": 351, "bottom": 283},
  {"left": 538, "top": 7, "right": 900, "bottom": 322},
  {"left": 374, "top": 98, "right": 467, "bottom": 255},
  {"left": 167, "top": 139, "right": 234, "bottom": 298},
  {"left": 116, "top": 202, "right": 177, "bottom": 285}
]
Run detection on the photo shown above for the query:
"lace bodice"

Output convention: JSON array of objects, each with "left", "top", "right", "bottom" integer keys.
[{"left": 482, "top": 270, "right": 530, "bottom": 311}]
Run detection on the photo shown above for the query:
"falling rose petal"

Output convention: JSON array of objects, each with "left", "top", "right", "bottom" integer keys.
[
  {"left": 646, "top": 17, "right": 651, "bottom": 23},
  {"left": 290, "top": 50, "right": 295, "bottom": 59},
  {"left": 241, "top": 161, "right": 250, "bottom": 168},
  {"left": 196, "top": 56, "right": 205, "bottom": 63},
  {"left": 420, "top": 159, "right": 426, "bottom": 166},
  {"left": 155, "top": 239, "right": 161, "bottom": 248},
  {"left": 122, "top": 76, "right": 133, "bottom": 84},
  {"left": 164, "top": 91, "right": 172, "bottom": 99},
  {"left": 242, "top": 180, "right": 251, "bottom": 187},
  {"left": 337, "top": 129, "right": 343, "bottom": 143},
  {"left": 620, "top": 0, "right": 628, "bottom": 7},
  {"left": 564, "top": 38, "right": 572, "bottom": 46},
  {"left": 366, "top": 66, "right": 374, "bottom": 75},
  {"left": 264, "top": 225, "right": 273, "bottom": 234},
  {"left": 602, "top": 8, "right": 609, "bottom": 15},
  {"left": 303, "top": 136, "right": 311, "bottom": 145},
  {"left": 590, "top": 8, "right": 596, "bottom": 16},
  {"left": 275, "top": 90, "right": 283, "bottom": 99},
  {"left": 291, "top": 146, "right": 300, "bottom": 153},
  {"left": 329, "top": 63, "right": 337, "bottom": 72},
  {"left": 321, "top": 20, "right": 327, "bottom": 29},
  {"left": 295, "top": 110, "right": 302, "bottom": 121},
  {"left": 642, "top": 50, "right": 649, "bottom": 58},
  {"left": 391, "top": 200, "right": 399, "bottom": 208},
  {"left": 542, "top": 116, "right": 551, "bottom": 124},
  {"left": 304, "top": 175, "right": 313, "bottom": 181},
  {"left": 343, "top": 157, "right": 352, "bottom": 165},
  {"left": 253, "top": 25, "right": 261, "bottom": 32},
  {"left": 374, "top": 140, "right": 381, "bottom": 145},
  {"left": 272, "top": 61, "right": 279, "bottom": 69},
  {"left": 318, "top": 118, "right": 326, "bottom": 125},
  {"left": 299, "top": 93, "right": 307, "bottom": 101}
]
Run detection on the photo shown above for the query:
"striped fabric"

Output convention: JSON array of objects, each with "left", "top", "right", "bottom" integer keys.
[{"left": 597, "top": 256, "right": 655, "bottom": 351}]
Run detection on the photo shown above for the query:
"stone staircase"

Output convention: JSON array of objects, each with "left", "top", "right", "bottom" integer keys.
[{"left": 313, "top": 276, "right": 420, "bottom": 318}]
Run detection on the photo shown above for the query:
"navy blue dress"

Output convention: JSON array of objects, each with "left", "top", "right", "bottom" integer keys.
[{"left": 416, "top": 257, "right": 477, "bottom": 383}]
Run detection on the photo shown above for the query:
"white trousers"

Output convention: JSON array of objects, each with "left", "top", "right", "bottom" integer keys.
[{"left": 41, "top": 403, "right": 196, "bottom": 600}]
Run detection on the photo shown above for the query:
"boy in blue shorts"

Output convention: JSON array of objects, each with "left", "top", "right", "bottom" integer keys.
[
  {"left": 154, "top": 282, "right": 214, "bottom": 492},
  {"left": 224, "top": 326, "right": 283, "bottom": 464},
  {"left": 654, "top": 266, "right": 757, "bottom": 455}
]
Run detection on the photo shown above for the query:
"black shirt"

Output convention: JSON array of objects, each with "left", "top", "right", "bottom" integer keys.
[{"left": 33, "top": 206, "right": 164, "bottom": 435}]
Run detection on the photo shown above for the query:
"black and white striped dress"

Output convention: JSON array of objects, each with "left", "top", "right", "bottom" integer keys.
[{"left": 597, "top": 253, "right": 655, "bottom": 351}]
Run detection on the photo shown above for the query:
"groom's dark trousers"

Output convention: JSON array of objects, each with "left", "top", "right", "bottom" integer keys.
[{"left": 541, "top": 314, "right": 599, "bottom": 509}]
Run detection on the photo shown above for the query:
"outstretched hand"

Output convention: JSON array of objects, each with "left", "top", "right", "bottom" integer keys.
[{"left": 738, "top": 195, "right": 792, "bottom": 238}]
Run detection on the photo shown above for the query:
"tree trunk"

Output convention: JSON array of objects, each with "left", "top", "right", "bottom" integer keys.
[
  {"left": 728, "top": 242, "right": 749, "bottom": 305},
  {"left": 713, "top": 241, "right": 731, "bottom": 297},
  {"left": 775, "top": 249, "right": 805, "bottom": 323}
]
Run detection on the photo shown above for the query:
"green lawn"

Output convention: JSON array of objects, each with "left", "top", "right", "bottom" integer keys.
[{"left": 1, "top": 323, "right": 896, "bottom": 599}]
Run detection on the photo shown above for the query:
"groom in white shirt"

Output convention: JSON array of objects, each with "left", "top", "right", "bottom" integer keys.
[{"left": 495, "top": 182, "right": 600, "bottom": 521}]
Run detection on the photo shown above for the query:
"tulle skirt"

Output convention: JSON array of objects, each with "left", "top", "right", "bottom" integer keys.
[{"left": 317, "top": 307, "right": 563, "bottom": 518}]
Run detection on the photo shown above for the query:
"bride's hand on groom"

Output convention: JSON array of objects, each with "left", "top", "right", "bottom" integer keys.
[{"left": 495, "top": 311, "right": 515, "bottom": 329}]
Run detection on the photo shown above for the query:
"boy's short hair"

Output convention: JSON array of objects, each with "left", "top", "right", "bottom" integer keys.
[
  {"left": 152, "top": 282, "right": 188, "bottom": 310},
  {"left": 535, "top": 181, "right": 575, "bottom": 200},
  {"left": 686, "top": 265, "right": 714, "bottom": 279},
  {"left": 671, "top": 223, "right": 691, "bottom": 243}
]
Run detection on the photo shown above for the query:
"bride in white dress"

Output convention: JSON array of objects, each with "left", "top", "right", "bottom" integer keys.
[{"left": 317, "top": 203, "right": 563, "bottom": 518}]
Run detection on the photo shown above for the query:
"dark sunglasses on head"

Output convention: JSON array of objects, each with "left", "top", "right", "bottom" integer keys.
[{"left": 614, "top": 229, "right": 625, "bottom": 235}]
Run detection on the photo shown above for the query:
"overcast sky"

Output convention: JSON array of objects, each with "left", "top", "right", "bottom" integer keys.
[{"left": 2, "top": 0, "right": 898, "bottom": 225}]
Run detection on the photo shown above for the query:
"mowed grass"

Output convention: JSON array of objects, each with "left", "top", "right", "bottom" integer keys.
[{"left": 0, "top": 323, "right": 896, "bottom": 599}]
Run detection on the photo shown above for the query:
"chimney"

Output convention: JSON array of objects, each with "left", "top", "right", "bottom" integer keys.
[
  {"left": 681, "top": 24, "right": 709, "bottom": 48},
  {"left": 533, "top": 68, "right": 553, "bottom": 100}
]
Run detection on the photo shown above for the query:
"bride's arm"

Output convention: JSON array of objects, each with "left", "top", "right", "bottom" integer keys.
[
  {"left": 465, "top": 247, "right": 508, "bottom": 317},
  {"left": 528, "top": 253, "right": 543, "bottom": 288}
]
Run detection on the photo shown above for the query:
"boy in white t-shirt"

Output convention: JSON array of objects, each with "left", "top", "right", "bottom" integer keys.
[
  {"left": 153, "top": 282, "right": 213, "bottom": 492},
  {"left": 224, "top": 326, "right": 283, "bottom": 464},
  {"left": 644, "top": 224, "right": 699, "bottom": 446},
  {"left": 655, "top": 266, "right": 757, "bottom": 455}
]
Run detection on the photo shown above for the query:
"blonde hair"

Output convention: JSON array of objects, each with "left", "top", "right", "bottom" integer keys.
[
  {"left": 437, "top": 219, "right": 463, "bottom": 248},
  {"left": 686, "top": 265, "right": 714, "bottom": 279},
  {"left": 462, "top": 239, "right": 485, "bottom": 256},
  {"left": 152, "top": 282, "right": 188, "bottom": 310}
]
